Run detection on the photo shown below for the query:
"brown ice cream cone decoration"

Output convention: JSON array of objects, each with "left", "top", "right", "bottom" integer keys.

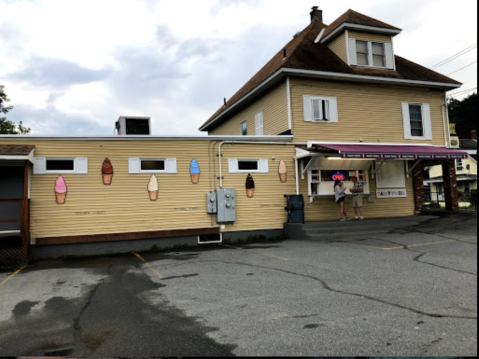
[
  {"left": 278, "top": 160, "right": 287, "bottom": 183},
  {"left": 102, "top": 158, "right": 114, "bottom": 185},
  {"left": 56, "top": 192, "right": 66, "bottom": 204},
  {"left": 245, "top": 173, "right": 255, "bottom": 198}
]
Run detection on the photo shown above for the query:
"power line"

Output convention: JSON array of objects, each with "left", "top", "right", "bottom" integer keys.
[
  {"left": 448, "top": 87, "right": 477, "bottom": 97},
  {"left": 430, "top": 44, "right": 477, "bottom": 69},
  {"left": 446, "top": 61, "right": 477, "bottom": 76}
]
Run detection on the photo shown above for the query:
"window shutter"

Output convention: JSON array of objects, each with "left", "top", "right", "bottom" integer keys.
[
  {"left": 33, "top": 157, "right": 46, "bottom": 174},
  {"left": 402, "top": 103, "right": 412, "bottom": 140},
  {"left": 129, "top": 158, "right": 140, "bottom": 174},
  {"left": 328, "top": 98, "right": 339, "bottom": 123},
  {"left": 259, "top": 159, "right": 269, "bottom": 173},
  {"left": 384, "top": 43, "right": 394, "bottom": 69},
  {"left": 255, "top": 112, "right": 264, "bottom": 135},
  {"left": 348, "top": 38, "right": 357, "bottom": 65},
  {"left": 422, "top": 104, "right": 433, "bottom": 140},
  {"left": 303, "top": 96, "right": 313, "bottom": 122},
  {"left": 75, "top": 158, "right": 88, "bottom": 174},
  {"left": 228, "top": 159, "right": 238, "bottom": 173},
  {"left": 166, "top": 158, "right": 177, "bottom": 173}
]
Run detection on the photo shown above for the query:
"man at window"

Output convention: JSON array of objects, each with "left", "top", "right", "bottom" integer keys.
[{"left": 349, "top": 176, "right": 365, "bottom": 221}]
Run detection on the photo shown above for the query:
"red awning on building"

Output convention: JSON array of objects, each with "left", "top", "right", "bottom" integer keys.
[{"left": 312, "top": 143, "right": 468, "bottom": 160}]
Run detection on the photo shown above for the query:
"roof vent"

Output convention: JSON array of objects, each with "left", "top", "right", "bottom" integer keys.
[{"left": 115, "top": 116, "right": 151, "bottom": 135}]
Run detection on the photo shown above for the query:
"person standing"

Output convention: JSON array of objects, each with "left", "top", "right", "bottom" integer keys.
[
  {"left": 334, "top": 179, "right": 350, "bottom": 221},
  {"left": 349, "top": 176, "right": 364, "bottom": 221}
]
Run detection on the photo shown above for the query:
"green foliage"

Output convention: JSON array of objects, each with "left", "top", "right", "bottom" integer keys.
[
  {"left": 0, "top": 84, "right": 31, "bottom": 135},
  {"left": 448, "top": 92, "right": 477, "bottom": 138}
]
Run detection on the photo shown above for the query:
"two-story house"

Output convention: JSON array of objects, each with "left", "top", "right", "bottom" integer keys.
[{"left": 199, "top": 7, "right": 467, "bottom": 220}]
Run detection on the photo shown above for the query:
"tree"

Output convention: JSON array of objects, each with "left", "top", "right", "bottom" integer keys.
[
  {"left": 447, "top": 92, "right": 477, "bottom": 139},
  {"left": 0, "top": 85, "right": 31, "bottom": 135}
]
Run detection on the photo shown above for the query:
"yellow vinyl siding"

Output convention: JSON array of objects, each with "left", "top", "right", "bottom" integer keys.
[
  {"left": 209, "top": 81, "right": 289, "bottom": 136},
  {"left": 290, "top": 77, "right": 447, "bottom": 145},
  {"left": 328, "top": 32, "right": 348, "bottom": 63},
  {"left": 300, "top": 169, "right": 415, "bottom": 221},
  {"left": 0, "top": 139, "right": 296, "bottom": 240},
  {"left": 348, "top": 31, "right": 392, "bottom": 44},
  {"left": 429, "top": 155, "right": 477, "bottom": 178}
]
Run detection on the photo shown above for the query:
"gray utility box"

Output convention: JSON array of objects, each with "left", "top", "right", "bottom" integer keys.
[
  {"left": 207, "top": 193, "right": 217, "bottom": 214},
  {"left": 216, "top": 188, "right": 236, "bottom": 223}
]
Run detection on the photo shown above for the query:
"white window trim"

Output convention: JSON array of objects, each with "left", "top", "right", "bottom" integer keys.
[
  {"left": 455, "top": 159, "right": 464, "bottom": 172},
  {"left": 304, "top": 96, "right": 338, "bottom": 123},
  {"left": 34, "top": 157, "right": 88, "bottom": 175},
  {"left": 229, "top": 159, "right": 269, "bottom": 173},
  {"left": 255, "top": 111, "right": 264, "bottom": 135},
  {"left": 129, "top": 158, "right": 177, "bottom": 174},
  {"left": 355, "top": 41, "right": 387, "bottom": 69}
]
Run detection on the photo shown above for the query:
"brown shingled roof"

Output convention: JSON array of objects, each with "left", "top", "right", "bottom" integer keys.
[
  {"left": 200, "top": 10, "right": 461, "bottom": 131},
  {"left": 321, "top": 9, "right": 401, "bottom": 40},
  {"left": 0, "top": 144, "right": 35, "bottom": 156}
]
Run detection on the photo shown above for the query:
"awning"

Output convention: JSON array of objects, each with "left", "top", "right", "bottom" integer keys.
[
  {"left": 311, "top": 143, "right": 468, "bottom": 160},
  {"left": 0, "top": 145, "right": 35, "bottom": 163}
]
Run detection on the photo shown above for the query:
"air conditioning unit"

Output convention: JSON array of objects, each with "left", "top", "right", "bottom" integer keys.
[{"left": 116, "top": 116, "right": 151, "bottom": 135}]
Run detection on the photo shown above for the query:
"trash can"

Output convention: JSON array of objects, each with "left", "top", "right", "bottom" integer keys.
[{"left": 284, "top": 194, "right": 304, "bottom": 224}]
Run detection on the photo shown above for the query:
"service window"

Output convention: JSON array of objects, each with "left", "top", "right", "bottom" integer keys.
[{"left": 308, "top": 169, "right": 370, "bottom": 196}]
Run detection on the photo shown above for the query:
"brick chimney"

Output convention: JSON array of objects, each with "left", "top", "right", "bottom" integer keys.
[
  {"left": 472, "top": 130, "right": 477, "bottom": 140},
  {"left": 310, "top": 6, "right": 323, "bottom": 23}
]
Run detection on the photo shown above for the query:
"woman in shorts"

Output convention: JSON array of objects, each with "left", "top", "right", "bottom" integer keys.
[{"left": 334, "top": 179, "right": 350, "bottom": 221}]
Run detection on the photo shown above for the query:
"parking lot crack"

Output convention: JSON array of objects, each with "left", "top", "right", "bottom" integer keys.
[{"left": 410, "top": 249, "right": 477, "bottom": 276}]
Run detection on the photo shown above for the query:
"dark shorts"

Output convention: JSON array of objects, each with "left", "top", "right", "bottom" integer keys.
[{"left": 336, "top": 197, "right": 345, "bottom": 204}]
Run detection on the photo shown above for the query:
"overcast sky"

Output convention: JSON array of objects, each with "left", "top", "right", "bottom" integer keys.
[{"left": 0, "top": 0, "right": 477, "bottom": 136}]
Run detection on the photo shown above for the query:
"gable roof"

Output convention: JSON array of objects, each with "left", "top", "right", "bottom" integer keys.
[
  {"left": 200, "top": 10, "right": 462, "bottom": 132},
  {"left": 321, "top": 9, "right": 401, "bottom": 41}
]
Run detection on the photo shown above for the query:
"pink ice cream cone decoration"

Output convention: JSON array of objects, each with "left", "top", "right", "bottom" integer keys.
[{"left": 55, "top": 175, "right": 67, "bottom": 204}]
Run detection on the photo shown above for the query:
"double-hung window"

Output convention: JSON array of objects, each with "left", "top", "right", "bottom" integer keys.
[
  {"left": 456, "top": 159, "right": 464, "bottom": 172},
  {"left": 349, "top": 38, "right": 393, "bottom": 69},
  {"left": 402, "top": 103, "right": 432, "bottom": 140},
  {"left": 303, "top": 96, "right": 338, "bottom": 123},
  {"left": 240, "top": 121, "right": 247, "bottom": 136}
]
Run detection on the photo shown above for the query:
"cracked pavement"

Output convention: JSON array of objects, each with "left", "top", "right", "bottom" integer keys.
[{"left": 0, "top": 212, "right": 476, "bottom": 356}]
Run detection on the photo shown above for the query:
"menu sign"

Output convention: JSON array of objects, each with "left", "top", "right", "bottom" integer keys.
[{"left": 376, "top": 189, "right": 407, "bottom": 198}]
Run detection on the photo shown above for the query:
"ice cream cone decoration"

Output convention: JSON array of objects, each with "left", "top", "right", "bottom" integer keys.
[
  {"left": 190, "top": 159, "right": 200, "bottom": 184},
  {"left": 102, "top": 158, "right": 113, "bottom": 185},
  {"left": 55, "top": 175, "right": 67, "bottom": 204},
  {"left": 148, "top": 175, "right": 159, "bottom": 201},
  {"left": 278, "top": 159, "right": 287, "bottom": 183},
  {"left": 245, "top": 173, "right": 255, "bottom": 198}
]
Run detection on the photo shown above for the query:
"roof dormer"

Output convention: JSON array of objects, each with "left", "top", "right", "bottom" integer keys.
[{"left": 320, "top": 9, "right": 401, "bottom": 70}]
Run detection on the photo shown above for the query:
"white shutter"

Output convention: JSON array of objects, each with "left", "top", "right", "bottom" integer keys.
[
  {"left": 402, "top": 103, "right": 412, "bottom": 140},
  {"left": 384, "top": 43, "right": 394, "bottom": 69},
  {"left": 259, "top": 159, "right": 269, "bottom": 173},
  {"left": 303, "top": 96, "right": 312, "bottom": 122},
  {"left": 75, "top": 158, "right": 88, "bottom": 174},
  {"left": 228, "top": 159, "right": 238, "bottom": 173},
  {"left": 422, "top": 104, "right": 433, "bottom": 140},
  {"left": 33, "top": 157, "right": 46, "bottom": 174},
  {"left": 255, "top": 112, "right": 264, "bottom": 135},
  {"left": 166, "top": 158, "right": 177, "bottom": 173},
  {"left": 348, "top": 38, "right": 357, "bottom": 65},
  {"left": 129, "top": 158, "right": 141, "bottom": 174},
  {"left": 328, "top": 98, "right": 339, "bottom": 123}
]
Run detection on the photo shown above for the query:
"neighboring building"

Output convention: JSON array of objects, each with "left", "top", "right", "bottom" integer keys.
[
  {"left": 425, "top": 129, "right": 477, "bottom": 203},
  {"left": 0, "top": 8, "right": 469, "bottom": 265},
  {"left": 200, "top": 7, "right": 466, "bottom": 221}
]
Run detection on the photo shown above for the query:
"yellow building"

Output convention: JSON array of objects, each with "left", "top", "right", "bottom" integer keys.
[{"left": 0, "top": 8, "right": 469, "bottom": 265}]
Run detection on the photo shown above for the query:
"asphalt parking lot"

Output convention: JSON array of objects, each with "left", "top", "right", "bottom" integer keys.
[{"left": 0, "top": 213, "right": 477, "bottom": 356}]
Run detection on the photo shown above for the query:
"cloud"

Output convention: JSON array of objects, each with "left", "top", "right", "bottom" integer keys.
[{"left": 7, "top": 57, "right": 113, "bottom": 88}]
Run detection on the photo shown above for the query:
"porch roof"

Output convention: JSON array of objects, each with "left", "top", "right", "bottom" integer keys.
[{"left": 0, "top": 144, "right": 35, "bottom": 163}]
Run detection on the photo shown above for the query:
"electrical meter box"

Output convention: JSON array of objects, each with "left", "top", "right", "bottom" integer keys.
[
  {"left": 216, "top": 188, "right": 236, "bottom": 222},
  {"left": 207, "top": 193, "right": 217, "bottom": 214}
]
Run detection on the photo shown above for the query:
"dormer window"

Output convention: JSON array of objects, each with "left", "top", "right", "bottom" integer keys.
[{"left": 348, "top": 38, "right": 394, "bottom": 69}]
